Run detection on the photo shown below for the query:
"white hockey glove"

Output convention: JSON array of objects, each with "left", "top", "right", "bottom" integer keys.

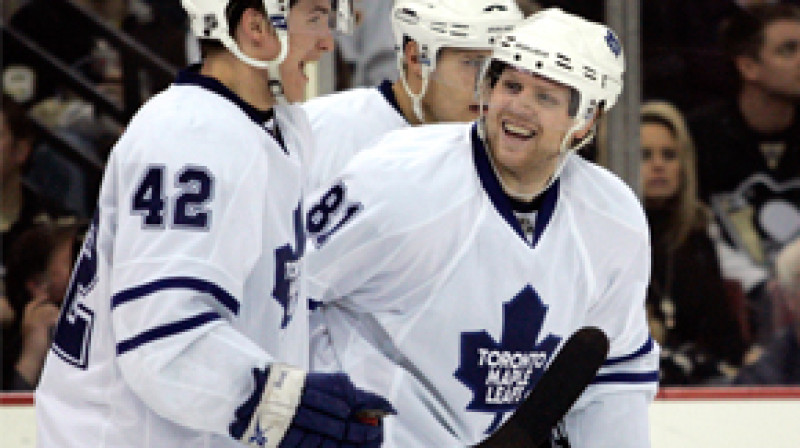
[{"left": 230, "top": 364, "right": 395, "bottom": 448}]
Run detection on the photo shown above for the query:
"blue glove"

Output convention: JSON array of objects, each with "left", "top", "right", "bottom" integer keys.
[{"left": 278, "top": 372, "right": 395, "bottom": 448}]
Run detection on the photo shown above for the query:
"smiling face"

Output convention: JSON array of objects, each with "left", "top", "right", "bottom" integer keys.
[
  {"left": 484, "top": 67, "right": 578, "bottom": 193},
  {"left": 279, "top": 0, "right": 335, "bottom": 102},
  {"left": 641, "top": 122, "right": 682, "bottom": 204},
  {"left": 422, "top": 48, "right": 491, "bottom": 123}
]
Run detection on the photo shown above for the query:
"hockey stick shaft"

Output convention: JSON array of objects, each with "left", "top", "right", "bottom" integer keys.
[{"left": 475, "top": 326, "right": 610, "bottom": 447}]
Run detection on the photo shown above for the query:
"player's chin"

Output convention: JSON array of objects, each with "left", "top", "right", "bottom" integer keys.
[{"left": 282, "top": 72, "right": 310, "bottom": 102}]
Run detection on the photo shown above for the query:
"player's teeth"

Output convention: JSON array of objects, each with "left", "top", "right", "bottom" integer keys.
[{"left": 503, "top": 122, "right": 534, "bottom": 138}]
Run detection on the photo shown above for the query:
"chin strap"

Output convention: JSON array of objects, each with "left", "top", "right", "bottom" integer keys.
[
  {"left": 477, "top": 116, "right": 596, "bottom": 201},
  {"left": 221, "top": 25, "right": 290, "bottom": 103},
  {"left": 397, "top": 49, "right": 432, "bottom": 123}
]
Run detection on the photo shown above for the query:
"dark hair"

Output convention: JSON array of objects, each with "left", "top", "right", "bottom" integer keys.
[
  {"left": 200, "top": 0, "right": 267, "bottom": 55},
  {"left": 199, "top": 0, "right": 299, "bottom": 56},
  {"left": 721, "top": 3, "right": 800, "bottom": 60}
]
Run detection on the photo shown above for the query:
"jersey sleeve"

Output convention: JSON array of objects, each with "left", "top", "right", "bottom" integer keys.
[
  {"left": 560, "top": 390, "right": 652, "bottom": 447},
  {"left": 565, "top": 228, "right": 659, "bottom": 447},
  {"left": 106, "top": 128, "right": 274, "bottom": 436},
  {"left": 303, "top": 162, "right": 411, "bottom": 312}
]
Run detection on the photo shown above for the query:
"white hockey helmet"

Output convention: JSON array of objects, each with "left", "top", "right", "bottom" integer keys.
[
  {"left": 392, "top": 0, "right": 523, "bottom": 122},
  {"left": 489, "top": 8, "right": 625, "bottom": 136},
  {"left": 182, "top": 0, "right": 354, "bottom": 96},
  {"left": 182, "top": 0, "right": 291, "bottom": 69}
]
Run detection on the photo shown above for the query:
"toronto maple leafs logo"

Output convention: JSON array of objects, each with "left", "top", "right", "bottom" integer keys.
[{"left": 454, "top": 285, "right": 561, "bottom": 435}]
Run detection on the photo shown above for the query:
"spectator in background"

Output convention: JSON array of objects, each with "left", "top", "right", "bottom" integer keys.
[
  {"left": 688, "top": 4, "right": 800, "bottom": 340},
  {"left": 2, "top": 220, "right": 85, "bottom": 390},
  {"left": 735, "top": 236, "right": 800, "bottom": 385},
  {"left": 1, "top": 96, "right": 74, "bottom": 264},
  {"left": 1, "top": 96, "right": 76, "bottom": 389},
  {"left": 600, "top": 101, "right": 748, "bottom": 384}
]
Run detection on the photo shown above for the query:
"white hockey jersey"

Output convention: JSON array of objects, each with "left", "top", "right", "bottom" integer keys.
[
  {"left": 305, "top": 123, "right": 660, "bottom": 447},
  {"left": 302, "top": 80, "right": 408, "bottom": 192},
  {"left": 36, "top": 68, "right": 310, "bottom": 448}
]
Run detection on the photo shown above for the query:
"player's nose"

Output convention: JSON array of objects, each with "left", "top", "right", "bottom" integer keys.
[{"left": 317, "top": 28, "right": 334, "bottom": 53}]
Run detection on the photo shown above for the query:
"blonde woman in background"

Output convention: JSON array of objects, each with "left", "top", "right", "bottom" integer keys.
[{"left": 603, "top": 100, "right": 749, "bottom": 384}]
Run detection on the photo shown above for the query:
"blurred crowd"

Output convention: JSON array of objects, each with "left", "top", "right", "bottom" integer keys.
[{"left": 2, "top": 0, "right": 799, "bottom": 390}]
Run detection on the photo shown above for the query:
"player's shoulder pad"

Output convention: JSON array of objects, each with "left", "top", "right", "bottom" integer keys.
[
  {"left": 333, "top": 123, "right": 477, "bottom": 228},
  {"left": 302, "top": 87, "right": 378, "bottom": 123},
  {"left": 560, "top": 156, "right": 648, "bottom": 236},
  {"left": 117, "top": 85, "right": 273, "bottom": 173}
]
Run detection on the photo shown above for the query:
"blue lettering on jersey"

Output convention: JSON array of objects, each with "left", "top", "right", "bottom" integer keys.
[
  {"left": 273, "top": 204, "right": 305, "bottom": 328},
  {"left": 307, "top": 181, "right": 363, "bottom": 248},
  {"left": 454, "top": 285, "right": 561, "bottom": 435},
  {"left": 52, "top": 213, "right": 100, "bottom": 369}
]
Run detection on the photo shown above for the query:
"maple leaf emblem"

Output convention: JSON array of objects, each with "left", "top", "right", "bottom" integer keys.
[{"left": 454, "top": 285, "right": 561, "bottom": 434}]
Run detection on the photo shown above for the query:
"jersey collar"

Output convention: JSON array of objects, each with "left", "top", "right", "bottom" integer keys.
[
  {"left": 470, "top": 122, "right": 559, "bottom": 248},
  {"left": 378, "top": 80, "right": 410, "bottom": 124},
  {"left": 174, "top": 64, "right": 276, "bottom": 128}
]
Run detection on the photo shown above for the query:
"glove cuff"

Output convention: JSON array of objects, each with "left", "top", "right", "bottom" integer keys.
[{"left": 241, "top": 363, "right": 306, "bottom": 448}]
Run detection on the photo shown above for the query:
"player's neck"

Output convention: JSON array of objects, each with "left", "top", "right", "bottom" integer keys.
[
  {"left": 738, "top": 85, "right": 795, "bottom": 134},
  {"left": 201, "top": 53, "right": 277, "bottom": 111},
  {"left": 487, "top": 152, "right": 555, "bottom": 202},
  {"left": 392, "top": 80, "right": 423, "bottom": 125}
]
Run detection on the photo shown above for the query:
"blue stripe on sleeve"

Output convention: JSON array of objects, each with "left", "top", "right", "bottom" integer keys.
[
  {"left": 592, "top": 370, "right": 660, "bottom": 385},
  {"left": 111, "top": 277, "right": 239, "bottom": 315},
  {"left": 603, "top": 337, "right": 654, "bottom": 367},
  {"left": 116, "top": 311, "right": 220, "bottom": 355}
]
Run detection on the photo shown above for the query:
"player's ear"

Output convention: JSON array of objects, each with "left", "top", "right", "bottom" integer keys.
[
  {"left": 573, "top": 110, "right": 601, "bottom": 140},
  {"left": 236, "top": 7, "right": 281, "bottom": 60},
  {"left": 403, "top": 40, "right": 423, "bottom": 79}
]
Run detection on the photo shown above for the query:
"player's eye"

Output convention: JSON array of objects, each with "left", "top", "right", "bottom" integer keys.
[
  {"left": 536, "top": 91, "right": 559, "bottom": 106},
  {"left": 502, "top": 79, "right": 523, "bottom": 94},
  {"left": 642, "top": 147, "right": 653, "bottom": 161}
]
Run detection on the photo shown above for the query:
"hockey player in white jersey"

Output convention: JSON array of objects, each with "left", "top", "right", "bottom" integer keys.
[
  {"left": 35, "top": 1, "right": 393, "bottom": 447},
  {"left": 302, "top": 0, "right": 523, "bottom": 191},
  {"left": 305, "top": 8, "right": 659, "bottom": 447}
]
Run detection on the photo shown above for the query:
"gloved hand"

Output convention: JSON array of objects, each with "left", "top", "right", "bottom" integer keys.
[
  {"left": 232, "top": 365, "right": 394, "bottom": 448},
  {"left": 279, "top": 372, "right": 395, "bottom": 448}
]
